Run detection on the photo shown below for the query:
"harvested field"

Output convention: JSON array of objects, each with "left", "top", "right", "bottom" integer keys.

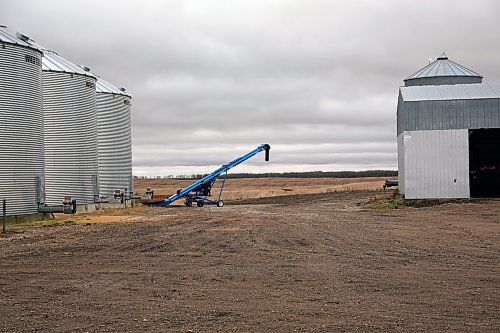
[
  {"left": 134, "top": 177, "right": 394, "bottom": 202},
  {"left": 1, "top": 188, "right": 499, "bottom": 332}
]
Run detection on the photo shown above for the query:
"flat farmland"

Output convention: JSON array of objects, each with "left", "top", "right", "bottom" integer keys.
[
  {"left": 0, "top": 183, "right": 499, "bottom": 332},
  {"left": 134, "top": 177, "right": 393, "bottom": 202}
]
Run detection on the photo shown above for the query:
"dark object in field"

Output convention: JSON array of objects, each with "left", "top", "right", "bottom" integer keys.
[{"left": 383, "top": 180, "right": 399, "bottom": 190}]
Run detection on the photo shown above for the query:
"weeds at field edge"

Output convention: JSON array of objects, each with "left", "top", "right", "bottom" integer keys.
[{"left": 375, "top": 191, "right": 484, "bottom": 209}]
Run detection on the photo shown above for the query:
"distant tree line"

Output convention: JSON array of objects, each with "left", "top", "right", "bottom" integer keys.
[
  {"left": 221, "top": 170, "right": 398, "bottom": 179},
  {"left": 135, "top": 170, "right": 397, "bottom": 180}
]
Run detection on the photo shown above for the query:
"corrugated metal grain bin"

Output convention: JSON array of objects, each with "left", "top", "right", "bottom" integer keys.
[
  {"left": 95, "top": 77, "right": 132, "bottom": 198},
  {"left": 0, "top": 26, "right": 45, "bottom": 216},
  {"left": 41, "top": 48, "right": 98, "bottom": 205}
]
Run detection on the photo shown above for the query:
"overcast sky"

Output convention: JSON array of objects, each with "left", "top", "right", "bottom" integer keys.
[{"left": 1, "top": 0, "right": 499, "bottom": 176}]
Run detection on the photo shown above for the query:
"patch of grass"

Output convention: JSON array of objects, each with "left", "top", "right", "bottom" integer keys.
[
  {"left": 376, "top": 197, "right": 407, "bottom": 209},
  {"left": 12, "top": 217, "right": 91, "bottom": 229},
  {"left": 375, "top": 192, "right": 479, "bottom": 209},
  {"left": 13, "top": 219, "right": 66, "bottom": 228},
  {"left": 404, "top": 198, "right": 475, "bottom": 208}
]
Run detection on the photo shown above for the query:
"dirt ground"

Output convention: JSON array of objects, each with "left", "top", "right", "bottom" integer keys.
[{"left": 1, "top": 189, "right": 499, "bottom": 332}]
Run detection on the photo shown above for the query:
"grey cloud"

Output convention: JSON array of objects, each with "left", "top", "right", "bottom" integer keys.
[
  {"left": 131, "top": 124, "right": 396, "bottom": 148},
  {"left": 1, "top": 0, "right": 498, "bottom": 175},
  {"left": 132, "top": 143, "right": 397, "bottom": 167}
]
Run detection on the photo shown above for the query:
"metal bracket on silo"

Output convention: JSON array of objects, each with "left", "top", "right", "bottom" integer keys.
[
  {"left": 2, "top": 199, "right": 6, "bottom": 234},
  {"left": 36, "top": 176, "right": 45, "bottom": 204},
  {"left": 93, "top": 174, "right": 100, "bottom": 203}
]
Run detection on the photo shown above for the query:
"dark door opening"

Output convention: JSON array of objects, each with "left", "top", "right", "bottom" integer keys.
[{"left": 469, "top": 128, "right": 500, "bottom": 198}]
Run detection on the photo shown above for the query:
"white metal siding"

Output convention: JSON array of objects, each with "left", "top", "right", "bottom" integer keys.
[
  {"left": 397, "top": 133, "right": 405, "bottom": 194},
  {"left": 403, "top": 129, "right": 470, "bottom": 199},
  {"left": 0, "top": 43, "right": 44, "bottom": 216},
  {"left": 43, "top": 72, "right": 98, "bottom": 205},
  {"left": 96, "top": 93, "right": 132, "bottom": 198}
]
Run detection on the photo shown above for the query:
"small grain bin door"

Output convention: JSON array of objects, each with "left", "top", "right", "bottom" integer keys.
[{"left": 469, "top": 128, "right": 500, "bottom": 198}]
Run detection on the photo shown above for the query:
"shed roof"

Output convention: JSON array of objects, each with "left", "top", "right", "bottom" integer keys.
[
  {"left": 400, "top": 83, "right": 500, "bottom": 102},
  {"left": 96, "top": 77, "right": 131, "bottom": 97},
  {"left": 404, "top": 54, "right": 482, "bottom": 82}
]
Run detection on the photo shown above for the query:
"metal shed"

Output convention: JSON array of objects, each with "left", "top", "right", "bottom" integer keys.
[
  {"left": 397, "top": 55, "right": 500, "bottom": 199},
  {"left": 40, "top": 47, "right": 99, "bottom": 206},
  {"left": 95, "top": 77, "right": 133, "bottom": 199},
  {"left": 0, "top": 26, "right": 45, "bottom": 216}
]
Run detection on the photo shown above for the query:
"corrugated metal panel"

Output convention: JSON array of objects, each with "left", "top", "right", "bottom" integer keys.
[
  {"left": 397, "top": 133, "right": 405, "bottom": 194},
  {"left": 404, "top": 55, "right": 482, "bottom": 85},
  {"left": 0, "top": 43, "right": 44, "bottom": 216},
  {"left": 43, "top": 72, "right": 98, "bottom": 205},
  {"left": 96, "top": 82, "right": 133, "bottom": 198},
  {"left": 403, "top": 129, "right": 470, "bottom": 199},
  {"left": 397, "top": 92, "right": 500, "bottom": 135},
  {"left": 400, "top": 83, "right": 500, "bottom": 102}
]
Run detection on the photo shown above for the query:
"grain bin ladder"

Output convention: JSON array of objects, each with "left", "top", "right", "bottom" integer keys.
[{"left": 151, "top": 144, "right": 270, "bottom": 207}]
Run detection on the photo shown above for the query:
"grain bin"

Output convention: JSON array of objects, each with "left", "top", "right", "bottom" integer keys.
[
  {"left": 40, "top": 47, "right": 98, "bottom": 205},
  {"left": 95, "top": 77, "right": 133, "bottom": 199},
  {"left": 0, "top": 26, "right": 45, "bottom": 216}
]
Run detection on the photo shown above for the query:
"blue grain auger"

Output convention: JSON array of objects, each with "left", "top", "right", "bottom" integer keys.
[{"left": 151, "top": 144, "right": 270, "bottom": 207}]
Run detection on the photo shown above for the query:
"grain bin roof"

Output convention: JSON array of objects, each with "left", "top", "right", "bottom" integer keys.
[
  {"left": 1, "top": 26, "right": 93, "bottom": 78},
  {"left": 400, "top": 83, "right": 500, "bottom": 102},
  {"left": 404, "top": 53, "right": 482, "bottom": 82},
  {"left": 25, "top": 39, "right": 95, "bottom": 77},
  {"left": 96, "top": 77, "right": 131, "bottom": 97},
  {"left": 40, "top": 49, "right": 95, "bottom": 78},
  {"left": 0, "top": 25, "right": 40, "bottom": 51}
]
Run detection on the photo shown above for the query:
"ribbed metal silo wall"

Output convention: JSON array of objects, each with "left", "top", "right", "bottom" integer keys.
[
  {"left": 0, "top": 44, "right": 44, "bottom": 216},
  {"left": 96, "top": 93, "right": 132, "bottom": 198},
  {"left": 43, "top": 72, "right": 98, "bottom": 205}
]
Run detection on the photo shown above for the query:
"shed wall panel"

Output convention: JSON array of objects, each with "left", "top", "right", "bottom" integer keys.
[
  {"left": 397, "top": 98, "right": 500, "bottom": 135},
  {"left": 403, "top": 129, "right": 469, "bottom": 199},
  {"left": 397, "top": 133, "right": 405, "bottom": 194}
]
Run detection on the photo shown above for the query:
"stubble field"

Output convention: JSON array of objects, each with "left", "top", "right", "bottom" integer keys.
[{"left": 133, "top": 176, "right": 392, "bottom": 202}]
